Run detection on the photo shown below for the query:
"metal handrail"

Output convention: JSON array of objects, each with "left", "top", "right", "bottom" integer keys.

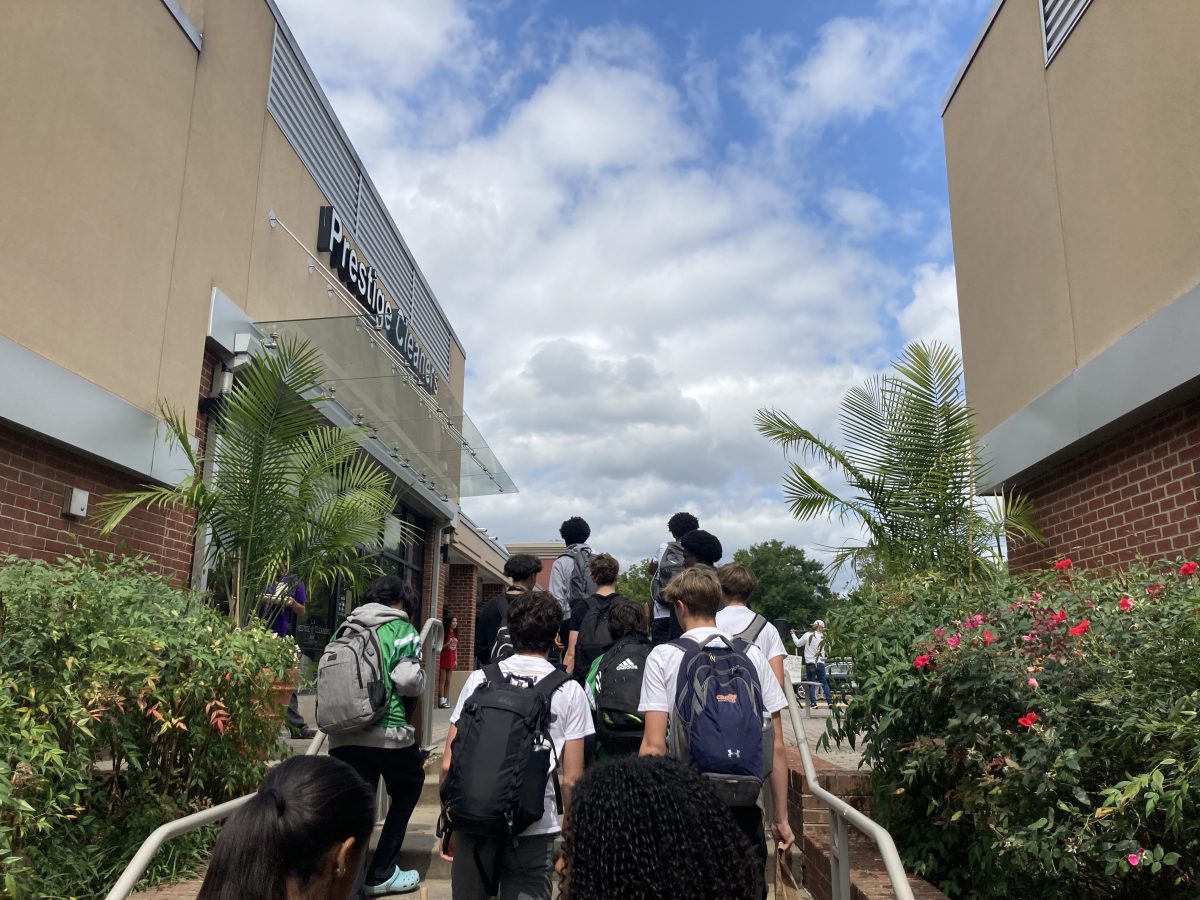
[
  {"left": 105, "top": 616, "right": 444, "bottom": 900},
  {"left": 783, "top": 685, "right": 915, "bottom": 900}
]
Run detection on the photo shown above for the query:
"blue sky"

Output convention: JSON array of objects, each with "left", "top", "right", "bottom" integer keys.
[{"left": 276, "top": 0, "right": 993, "bottom": 578}]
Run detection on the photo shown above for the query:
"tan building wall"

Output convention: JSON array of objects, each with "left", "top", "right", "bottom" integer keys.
[
  {"left": 945, "top": 0, "right": 1200, "bottom": 435},
  {"left": 0, "top": 0, "right": 466, "bottom": 436}
]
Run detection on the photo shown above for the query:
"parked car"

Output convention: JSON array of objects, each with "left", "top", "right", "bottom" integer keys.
[{"left": 784, "top": 653, "right": 855, "bottom": 705}]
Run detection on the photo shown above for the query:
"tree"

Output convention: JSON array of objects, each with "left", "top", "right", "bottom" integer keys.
[
  {"left": 616, "top": 558, "right": 653, "bottom": 606},
  {"left": 99, "top": 336, "right": 405, "bottom": 627},
  {"left": 756, "top": 341, "right": 1042, "bottom": 584},
  {"left": 731, "top": 540, "right": 834, "bottom": 631}
]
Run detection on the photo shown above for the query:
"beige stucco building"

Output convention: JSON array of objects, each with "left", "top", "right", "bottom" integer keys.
[
  {"left": 944, "top": 0, "right": 1200, "bottom": 571},
  {"left": 0, "top": 0, "right": 513, "bottom": 664}
]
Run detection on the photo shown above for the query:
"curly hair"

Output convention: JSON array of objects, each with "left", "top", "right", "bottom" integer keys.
[
  {"left": 607, "top": 600, "right": 647, "bottom": 640},
  {"left": 503, "top": 553, "right": 543, "bottom": 583},
  {"left": 667, "top": 511, "right": 699, "bottom": 540},
  {"left": 559, "top": 755, "right": 760, "bottom": 900},
  {"left": 507, "top": 590, "right": 562, "bottom": 654},
  {"left": 559, "top": 516, "right": 591, "bottom": 545},
  {"left": 680, "top": 528, "right": 722, "bottom": 566},
  {"left": 589, "top": 552, "right": 619, "bottom": 586}
]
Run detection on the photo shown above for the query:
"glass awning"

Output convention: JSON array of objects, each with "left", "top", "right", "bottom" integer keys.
[{"left": 258, "top": 316, "right": 517, "bottom": 501}]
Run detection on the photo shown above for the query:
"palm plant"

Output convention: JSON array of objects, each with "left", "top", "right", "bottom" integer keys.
[
  {"left": 756, "top": 341, "right": 1042, "bottom": 583},
  {"left": 99, "top": 336, "right": 403, "bottom": 627}
]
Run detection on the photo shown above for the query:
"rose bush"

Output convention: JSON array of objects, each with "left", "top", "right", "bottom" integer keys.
[
  {"left": 825, "top": 560, "right": 1199, "bottom": 898},
  {"left": 0, "top": 554, "right": 297, "bottom": 897}
]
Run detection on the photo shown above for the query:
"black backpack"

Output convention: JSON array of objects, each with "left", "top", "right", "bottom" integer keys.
[
  {"left": 574, "top": 594, "right": 618, "bottom": 679},
  {"left": 489, "top": 595, "right": 515, "bottom": 663},
  {"left": 441, "top": 664, "right": 570, "bottom": 835},
  {"left": 593, "top": 634, "right": 651, "bottom": 756},
  {"left": 650, "top": 541, "right": 686, "bottom": 608}
]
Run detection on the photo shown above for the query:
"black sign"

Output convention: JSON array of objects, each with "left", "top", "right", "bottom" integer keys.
[{"left": 317, "top": 206, "right": 439, "bottom": 394}]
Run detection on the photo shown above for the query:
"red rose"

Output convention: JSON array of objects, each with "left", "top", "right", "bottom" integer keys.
[
  {"left": 1050, "top": 609, "right": 1067, "bottom": 626},
  {"left": 914, "top": 654, "right": 931, "bottom": 670},
  {"left": 1017, "top": 712, "right": 1039, "bottom": 728},
  {"left": 1180, "top": 561, "right": 1197, "bottom": 576},
  {"left": 1068, "top": 619, "right": 1090, "bottom": 636},
  {"left": 1055, "top": 558, "right": 1072, "bottom": 570},
  {"left": 1147, "top": 581, "right": 1164, "bottom": 596},
  {"left": 982, "top": 630, "right": 995, "bottom": 646},
  {"left": 1119, "top": 596, "right": 1134, "bottom": 612}
]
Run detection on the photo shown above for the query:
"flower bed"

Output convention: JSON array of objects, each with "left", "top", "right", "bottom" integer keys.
[
  {"left": 0, "top": 554, "right": 297, "bottom": 898},
  {"left": 826, "top": 560, "right": 1199, "bottom": 898}
]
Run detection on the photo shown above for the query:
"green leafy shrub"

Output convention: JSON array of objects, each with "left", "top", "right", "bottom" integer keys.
[
  {"left": 0, "top": 554, "right": 297, "bottom": 898},
  {"left": 826, "top": 560, "right": 1200, "bottom": 898}
]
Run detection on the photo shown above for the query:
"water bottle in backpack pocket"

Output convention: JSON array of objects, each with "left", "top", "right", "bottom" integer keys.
[{"left": 669, "top": 635, "right": 766, "bottom": 806}]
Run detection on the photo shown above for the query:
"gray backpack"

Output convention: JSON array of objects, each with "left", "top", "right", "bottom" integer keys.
[
  {"left": 316, "top": 616, "right": 394, "bottom": 733},
  {"left": 559, "top": 546, "right": 596, "bottom": 612}
]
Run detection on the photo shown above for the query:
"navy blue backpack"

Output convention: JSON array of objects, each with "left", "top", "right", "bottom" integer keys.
[{"left": 668, "top": 634, "right": 766, "bottom": 806}]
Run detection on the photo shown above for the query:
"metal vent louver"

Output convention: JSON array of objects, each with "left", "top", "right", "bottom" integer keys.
[{"left": 1042, "top": 0, "right": 1094, "bottom": 64}]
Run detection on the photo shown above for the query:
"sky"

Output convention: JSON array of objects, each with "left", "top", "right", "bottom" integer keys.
[{"left": 275, "top": 0, "right": 991, "bottom": 583}]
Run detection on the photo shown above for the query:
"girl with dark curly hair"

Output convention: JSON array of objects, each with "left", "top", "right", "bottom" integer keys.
[{"left": 557, "top": 754, "right": 761, "bottom": 900}]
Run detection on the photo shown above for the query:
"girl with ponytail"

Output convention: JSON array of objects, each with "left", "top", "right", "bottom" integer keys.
[{"left": 197, "top": 755, "right": 374, "bottom": 900}]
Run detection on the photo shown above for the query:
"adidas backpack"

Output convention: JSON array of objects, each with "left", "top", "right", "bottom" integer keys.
[
  {"left": 593, "top": 634, "right": 652, "bottom": 756},
  {"left": 316, "top": 620, "right": 391, "bottom": 733},
  {"left": 441, "top": 664, "right": 570, "bottom": 840},
  {"left": 650, "top": 541, "right": 686, "bottom": 609},
  {"left": 669, "top": 634, "right": 766, "bottom": 806}
]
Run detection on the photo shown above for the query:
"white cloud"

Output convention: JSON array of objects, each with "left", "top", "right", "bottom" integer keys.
[
  {"left": 898, "top": 263, "right": 961, "bottom": 351},
  {"left": 273, "top": 6, "right": 966, "bottom": 581}
]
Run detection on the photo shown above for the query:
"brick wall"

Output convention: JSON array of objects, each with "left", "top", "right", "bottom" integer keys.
[
  {"left": 0, "top": 351, "right": 219, "bottom": 584},
  {"left": 445, "top": 563, "right": 478, "bottom": 669},
  {"left": 1009, "top": 396, "right": 1200, "bottom": 573}
]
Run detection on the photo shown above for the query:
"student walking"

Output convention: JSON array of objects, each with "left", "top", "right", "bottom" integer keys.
[
  {"left": 549, "top": 516, "right": 596, "bottom": 664},
  {"left": 792, "top": 620, "right": 835, "bottom": 708},
  {"left": 584, "top": 600, "right": 652, "bottom": 758},
  {"left": 716, "top": 564, "right": 788, "bottom": 690},
  {"left": 320, "top": 577, "right": 426, "bottom": 896},
  {"left": 648, "top": 512, "right": 699, "bottom": 645},
  {"left": 475, "top": 554, "right": 542, "bottom": 666},
  {"left": 639, "top": 567, "right": 794, "bottom": 898},
  {"left": 441, "top": 590, "right": 593, "bottom": 900},
  {"left": 564, "top": 553, "right": 624, "bottom": 680},
  {"left": 197, "top": 755, "right": 374, "bottom": 900}
]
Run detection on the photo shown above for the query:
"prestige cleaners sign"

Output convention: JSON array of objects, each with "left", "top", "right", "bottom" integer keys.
[{"left": 316, "top": 206, "right": 439, "bottom": 395}]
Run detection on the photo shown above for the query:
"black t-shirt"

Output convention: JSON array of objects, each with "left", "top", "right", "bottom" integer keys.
[
  {"left": 475, "top": 589, "right": 521, "bottom": 666},
  {"left": 570, "top": 591, "right": 626, "bottom": 631}
]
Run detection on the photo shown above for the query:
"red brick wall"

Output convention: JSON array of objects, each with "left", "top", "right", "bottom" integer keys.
[
  {"left": 0, "top": 351, "right": 220, "bottom": 584},
  {"left": 445, "top": 563, "right": 478, "bottom": 670},
  {"left": 1009, "top": 396, "right": 1200, "bottom": 573}
]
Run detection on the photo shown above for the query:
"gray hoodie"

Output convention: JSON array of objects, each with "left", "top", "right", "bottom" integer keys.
[{"left": 326, "top": 603, "right": 426, "bottom": 751}]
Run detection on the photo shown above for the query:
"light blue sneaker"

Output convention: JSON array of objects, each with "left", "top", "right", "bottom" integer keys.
[{"left": 365, "top": 865, "right": 420, "bottom": 896}]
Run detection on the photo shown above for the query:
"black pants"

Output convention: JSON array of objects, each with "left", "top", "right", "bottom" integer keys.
[
  {"left": 730, "top": 804, "right": 768, "bottom": 900},
  {"left": 330, "top": 743, "right": 425, "bottom": 885}
]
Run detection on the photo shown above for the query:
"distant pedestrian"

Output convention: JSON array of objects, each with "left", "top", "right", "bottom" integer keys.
[
  {"left": 439, "top": 614, "right": 459, "bottom": 709},
  {"left": 324, "top": 577, "right": 426, "bottom": 897},
  {"left": 792, "top": 620, "right": 835, "bottom": 708},
  {"left": 648, "top": 512, "right": 699, "bottom": 644},
  {"left": 476, "top": 554, "right": 542, "bottom": 667},
  {"left": 550, "top": 517, "right": 596, "bottom": 664},
  {"left": 557, "top": 755, "right": 758, "bottom": 900},
  {"left": 261, "top": 565, "right": 314, "bottom": 739},
  {"left": 716, "top": 563, "right": 787, "bottom": 690},
  {"left": 196, "top": 754, "right": 374, "bottom": 900}
]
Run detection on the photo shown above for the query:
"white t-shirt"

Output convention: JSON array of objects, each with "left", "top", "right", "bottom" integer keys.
[
  {"left": 715, "top": 606, "right": 788, "bottom": 666},
  {"left": 639, "top": 626, "right": 788, "bottom": 722},
  {"left": 650, "top": 541, "right": 671, "bottom": 619},
  {"left": 450, "top": 655, "right": 593, "bottom": 836},
  {"left": 794, "top": 630, "right": 826, "bottom": 664}
]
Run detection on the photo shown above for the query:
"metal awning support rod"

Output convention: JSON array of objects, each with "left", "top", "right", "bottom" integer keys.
[{"left": 783, "top": 686, "right": 915, "bottom": 900}]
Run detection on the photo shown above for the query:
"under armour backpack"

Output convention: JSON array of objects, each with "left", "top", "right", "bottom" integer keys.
[
  {"left": 650, "top": 541, "right": 686, "bottom": 608},
  {"left": 316, "top": 621, "right": 390, "bottom": 734},
  {"left": 489, "top": 596, "right": 515, "bottom": 663},
  {"left": 669, "top": 634, "right": 765, "bottom": 806},
  {"left": 593, "top": 634, "right": 651, "bottom": 756},
  {"left": 574, "top": 595, "right": 617, "bottom": 679},
  {"left": 441, "top": 665, "right": 570, "bottom": 839}
]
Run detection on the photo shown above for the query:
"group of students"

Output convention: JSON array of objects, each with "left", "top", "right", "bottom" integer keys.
[{"left": 196, "top": 511, "right": 805, "bottom": 900}]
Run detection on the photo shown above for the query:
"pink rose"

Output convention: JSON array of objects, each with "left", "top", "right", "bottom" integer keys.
[{"left": 946, "top": 633, "right": 961, "bottom": 649}]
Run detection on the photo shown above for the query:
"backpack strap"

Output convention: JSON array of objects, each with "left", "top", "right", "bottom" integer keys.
[
  {"left": 740, "top": 614, "right": 769, "bottom": 644},
  {"left": 533, "top": 668, "right": 571, "bottom": 701},
  {"left": 482, "top": 662, "right": 506, "bottom": 686}
]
